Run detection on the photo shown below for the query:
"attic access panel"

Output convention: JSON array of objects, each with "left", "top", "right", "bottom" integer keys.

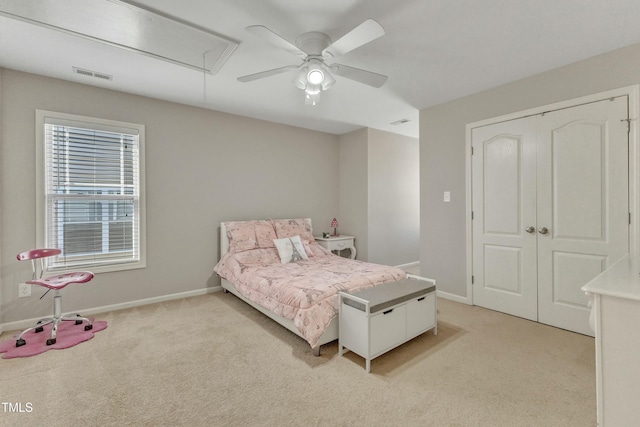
[{"left": 0, "top": 0, "right": 238, "bottom": 74}]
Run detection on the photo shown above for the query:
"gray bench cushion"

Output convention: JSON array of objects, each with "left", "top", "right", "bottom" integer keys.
[{"left": 343, "top": 278, "right": 436, "bottom": 313}]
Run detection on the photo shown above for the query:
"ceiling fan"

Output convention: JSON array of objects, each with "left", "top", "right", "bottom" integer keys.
[{"left": 237, "top": 19, "right": 388, "bottom": 105}]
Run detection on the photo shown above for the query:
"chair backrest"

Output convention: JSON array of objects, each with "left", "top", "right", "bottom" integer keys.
[{"left": 17, "top": 248, "right": 62, "bottom": 280}]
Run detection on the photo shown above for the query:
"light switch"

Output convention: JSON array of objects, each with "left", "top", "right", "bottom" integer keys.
[{"left": 443, "top": 191, "right": 451, "bottom": 202}]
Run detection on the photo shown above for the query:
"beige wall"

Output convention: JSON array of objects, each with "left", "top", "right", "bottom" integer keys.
[
  {"left": 367, "top": 128, "right": 419, "bottom": 265},
  {"left": 420, "top": 42, "right": 640, "bottom": 299},
  {"left": 338, "top": 128, "right": 369, "bottom": 260},
  {"left": 338, "top": 128, "right": 420, "bottom": 265},
  {"left": 0, "top": 69, "right": 339, "bottom": 324}
]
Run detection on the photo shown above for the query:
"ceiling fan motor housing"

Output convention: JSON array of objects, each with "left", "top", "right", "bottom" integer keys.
[{"left": 295, "top": 31, "right": 332, "bottom": 56}]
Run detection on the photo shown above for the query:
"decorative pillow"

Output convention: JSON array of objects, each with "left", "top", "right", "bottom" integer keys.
[
  {"left": 271, "top": 218, "right": 315, "bottom": 243},
  {"left": 302, "top": 240, "right": 315, "bottom": 257},
  {"left": 224, "top": 220, "right": 277, "bottom": 254},
  {"left": 273, "top": 235, "right": 309, "bottom": 264},
  {"left": 253, "top": 221, "right": 278, "bottom": 248}
]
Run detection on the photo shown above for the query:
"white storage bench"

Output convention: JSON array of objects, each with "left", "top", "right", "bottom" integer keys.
[{"left": 338, "top": 276, "right": 437, "bottom": 373}]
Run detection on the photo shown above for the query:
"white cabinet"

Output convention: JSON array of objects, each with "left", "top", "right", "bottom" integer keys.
[
  {"left": 339, "top": 277, "right": 437, "bottom": 373},
  {"left": 582, "top": 255, "right": 640, "bottom": 426}
]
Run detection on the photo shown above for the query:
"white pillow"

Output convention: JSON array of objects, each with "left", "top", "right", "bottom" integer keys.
[{"left": 273, "top": 235, "right": 308, "bottom": 264}]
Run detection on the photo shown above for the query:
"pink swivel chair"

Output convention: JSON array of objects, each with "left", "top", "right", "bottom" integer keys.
[{"left": 15, "top": 248, "right": 94, "bottom": 347}]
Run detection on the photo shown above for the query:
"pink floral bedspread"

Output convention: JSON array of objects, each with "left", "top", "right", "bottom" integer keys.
[{"left": 214, "top": 245, "right": 406, "bottom": 348}]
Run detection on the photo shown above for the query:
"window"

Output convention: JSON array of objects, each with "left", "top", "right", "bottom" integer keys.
[{"left": 36, "top": 110, "right": 145, "bottom": 273}]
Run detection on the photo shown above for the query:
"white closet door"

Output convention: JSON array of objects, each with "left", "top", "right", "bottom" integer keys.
[
  {"left": 536, "top": 97, "right": 629, "bottom": 336},
  {"left": 471, "top": 96, "right": 629, "bottom": 335},
  {"left": 471, "top": 117, "right": 538, "bottom": 320}
]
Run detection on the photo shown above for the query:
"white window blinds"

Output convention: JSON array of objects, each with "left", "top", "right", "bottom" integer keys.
[{"left": 43, "top": 117, "right": 142, "bottom": 270}]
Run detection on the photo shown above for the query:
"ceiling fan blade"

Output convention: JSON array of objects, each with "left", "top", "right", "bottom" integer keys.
[
  {"left": 246, "top": 25, "right": 307, "bottom": 58},
  {"left": 322, "top": 19, "right": 385, "bottom": 58},
  {"left": 237, "top": 65, "right": 299, "bottom": 82},
  {"left": 331, "top": 63, "right": 388, "bottom": 88}
]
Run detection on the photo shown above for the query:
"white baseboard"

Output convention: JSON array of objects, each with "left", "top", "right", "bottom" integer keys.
[
  {"left": 395, "top": 261, "right": 420, "bottom": 269},
  {"left": 436, "top": 289, "right": 471, "bottom": 305},
  {"left": 1, "top": 284, "right": 471, "bottom": 335},
  {"left": 1, "top": 286, "right": 222, "bottom": 334}
]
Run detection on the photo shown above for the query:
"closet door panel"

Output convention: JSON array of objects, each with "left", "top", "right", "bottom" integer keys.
[
  {"left": 552, "top": 122, "right": 605, "bottom": 240},
  {"left": 552, "top": 252, "right": 606, "bottom": 308},
  {"left": 482, "top": 136, "right": 521, "bottom": 234},
  {"left": 537, "top": 97, "right": 629, "bottom": 336},
  {"left": 471, "top": 117, "right": 538, "bottom": 321}
]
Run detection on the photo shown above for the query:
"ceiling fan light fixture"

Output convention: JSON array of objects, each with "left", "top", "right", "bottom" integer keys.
[
  {"left": 303, "top": 62, "right": 334, "bottom": 105},
  {"left": 305, "top": 83, "right": 321, "bottom": 95},
  {"left": 307, "top": 68, "right": 324, "bottom": 85},
  {"left": 321, "top": 70, "right": 335, "bottom": 90},
  {"left": 305, "top": 90, "right": 321, "bottom": 106},
  {"left": 293, "top": 67, "right": 308, "bottom": 89}
]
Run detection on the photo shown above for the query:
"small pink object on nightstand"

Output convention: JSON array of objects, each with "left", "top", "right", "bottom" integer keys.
[{"left": 331, "top": 217, "right": 339, "bottom": 236}]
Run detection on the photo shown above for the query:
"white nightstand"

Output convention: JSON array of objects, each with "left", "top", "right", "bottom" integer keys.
[{"left": 314, "top": 235, "right": 356, "bottom": 259}]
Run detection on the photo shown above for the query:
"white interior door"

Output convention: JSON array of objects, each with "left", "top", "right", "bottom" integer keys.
[
  {"left": 536, "top": 97, "right": 629, "bottom": 336},
  {"left": 471, "top": 96, "right": 629, "bottom": 335},
  {"left": 471, "top": 117, "right": 538, "bottom": 321}
]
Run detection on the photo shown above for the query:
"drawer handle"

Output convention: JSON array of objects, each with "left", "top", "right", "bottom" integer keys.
[
  {"left": 383, "top": 309, "right": 394, "bottom": 315},
  {"left": 417, "top": 297, "right": 426, "bottom": 302}
]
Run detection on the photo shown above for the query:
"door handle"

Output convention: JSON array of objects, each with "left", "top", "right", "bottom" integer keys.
[
  {"left": 525, "top": 226, "right": 535, "bottom": 234},
  {"left": 538, "top": 227, "right": 549, "bottom": 235}
]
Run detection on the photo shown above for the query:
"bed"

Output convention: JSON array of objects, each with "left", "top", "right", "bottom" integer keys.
[{"left": 214, "top": 218, "right": 413, "bottom": 356}]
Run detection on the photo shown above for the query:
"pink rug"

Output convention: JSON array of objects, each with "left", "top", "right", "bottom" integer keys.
[{"left": 0, "top": 318, "right": 107, "bottom": 359}]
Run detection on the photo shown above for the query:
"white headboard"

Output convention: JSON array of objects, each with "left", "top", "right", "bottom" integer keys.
[
  {"left": 220, "top": 221, "right": 230, "bottom": 257},
  {"left": 219, "top": 218, "right": 312, "bottom": 258}
]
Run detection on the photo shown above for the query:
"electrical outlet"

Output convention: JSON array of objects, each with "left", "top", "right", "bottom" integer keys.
[{"left": 18, "top": 283, "right": 31, "bottom": 298}]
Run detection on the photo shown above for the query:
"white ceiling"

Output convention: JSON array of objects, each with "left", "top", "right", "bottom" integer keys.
[{"left": 2, "top": 0, "right": 640, "bottom": 139}]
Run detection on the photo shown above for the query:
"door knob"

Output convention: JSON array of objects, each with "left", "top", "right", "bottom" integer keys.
[
  {"left": 538, "top": 226, "right": 549, "bottom": 235},
  {"left": 525, "top": 226, "right": 535, "bottom": 234}
]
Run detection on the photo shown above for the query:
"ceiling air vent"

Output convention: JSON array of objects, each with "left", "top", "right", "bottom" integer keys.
[
  {"left": 73, "top": 67, "right": 113, "bottom": 81},
  {"left": 390, "top": 118, "right": 410, "bottom": 125}
]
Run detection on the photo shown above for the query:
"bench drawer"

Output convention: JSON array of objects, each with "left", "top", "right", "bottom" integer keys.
[
  {"left": 406, "top": 293, "right": 436, "bottom": 337},
  {"left": 370, "top": 304, "right": 406, "bottom": 356}
]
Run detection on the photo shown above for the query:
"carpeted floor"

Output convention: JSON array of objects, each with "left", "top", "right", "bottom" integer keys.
[{"left": 0, "top": 291, "right": 596, "bottom": 426}]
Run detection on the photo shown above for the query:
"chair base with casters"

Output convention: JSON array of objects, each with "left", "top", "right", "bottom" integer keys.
[{"left": 15, "top": 249, "right": 94, "bottom": 347}]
